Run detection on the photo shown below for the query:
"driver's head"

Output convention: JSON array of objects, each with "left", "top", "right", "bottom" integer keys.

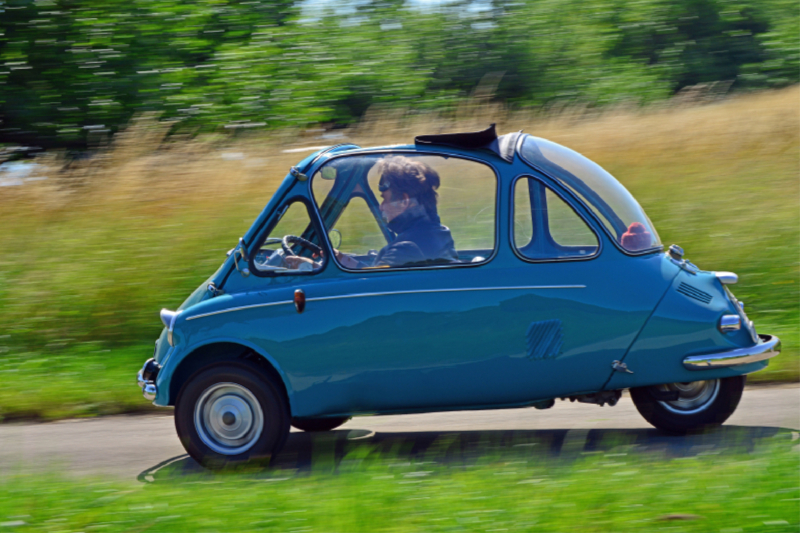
[{"left": 376, "top": 156, "right": 441, "bottom": 223}]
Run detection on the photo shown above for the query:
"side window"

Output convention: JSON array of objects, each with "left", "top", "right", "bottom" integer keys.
[
  {"left": 513, "top": 177, "right": 599, "bottom": 260},
  {"left": 312, "top": 154, "right": 496, "bottom": 270},
  {"left": 251, "top": 200, "right": 325, "bottom": 275}
]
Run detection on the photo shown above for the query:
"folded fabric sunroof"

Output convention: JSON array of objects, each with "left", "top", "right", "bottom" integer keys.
[{"left": 414, "top": 123, "right": 521, "bottom": 163}]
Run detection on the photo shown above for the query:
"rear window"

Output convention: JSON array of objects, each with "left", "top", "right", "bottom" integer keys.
[{"left": 519, "top": 136, "right": 660, "bottom": 253}]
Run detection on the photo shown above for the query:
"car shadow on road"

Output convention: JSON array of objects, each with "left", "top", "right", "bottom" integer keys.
[{"left": 138, "top": 424, "right": 796, "bottom": 483}]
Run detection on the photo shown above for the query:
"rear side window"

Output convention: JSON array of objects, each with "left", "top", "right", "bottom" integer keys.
[
  {"left": 513, "top": 177, "right": 599, "bottom": 261},
  {"left": 519, "top": 136, "right": 660, "bottom": 252}
]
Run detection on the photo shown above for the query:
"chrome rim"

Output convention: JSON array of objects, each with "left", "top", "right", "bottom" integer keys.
[
  {"left": 194, "top": 382, "right": 264, "bottom": 456},
  {"left": 656, "top": 379, "right": 720, "bottom": 415}
]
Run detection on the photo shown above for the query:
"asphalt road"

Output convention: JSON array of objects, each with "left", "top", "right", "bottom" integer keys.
[{"left": 0, "top": 385, "right": 797, "bottom": 481}]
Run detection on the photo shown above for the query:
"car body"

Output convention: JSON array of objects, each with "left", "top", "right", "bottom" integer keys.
[{"left": 137, "top": 125, "right": 780, "bottom": 467}]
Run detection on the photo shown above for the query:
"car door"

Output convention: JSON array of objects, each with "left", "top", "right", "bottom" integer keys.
[{"left": 270, "top": 151, "right": 520, "bottom": 417}]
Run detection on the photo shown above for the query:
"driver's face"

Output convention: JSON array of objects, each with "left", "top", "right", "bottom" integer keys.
[{"left": 379, "top": 187, "right": 409, "bottom": 223}]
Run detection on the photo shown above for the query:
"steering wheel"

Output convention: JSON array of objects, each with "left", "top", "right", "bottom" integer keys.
[{"left": 281, "top": 235, "right": 323, "bottom": 257}]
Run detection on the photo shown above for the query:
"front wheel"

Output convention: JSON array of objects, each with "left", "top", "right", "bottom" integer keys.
[
  {"left": 630, "top": 376, "right": 745, "bottom": 434},
  {"left": 175, "top": 362, "right": 290, "bottom": 469}
]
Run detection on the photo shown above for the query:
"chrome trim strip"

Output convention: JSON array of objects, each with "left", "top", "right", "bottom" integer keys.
[
  {"left": 307, "top": 285, "right": 586, "bottom": 303},
  {"left": 185, "top": 285, "right": 585, "bottom": 321},
  {"left": 683, "top": 334, "right": 781, "bottom": 370},
  {"left": 186, "top": 300, "right": 294, "bottom": 321}
]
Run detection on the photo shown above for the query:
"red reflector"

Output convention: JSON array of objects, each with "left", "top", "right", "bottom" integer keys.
[{"left": 294, "top": 289, "right": 306, "bottom": 313}]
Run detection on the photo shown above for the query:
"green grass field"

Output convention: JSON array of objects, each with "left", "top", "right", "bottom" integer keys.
[
  {"left": 0, "top": 87, "right": 797, "bottom": 421},
  {"left": 0, "top": 435, "right": 797, "bottom": 532}
]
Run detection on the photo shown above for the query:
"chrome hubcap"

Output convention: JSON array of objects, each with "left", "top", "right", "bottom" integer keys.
[
  {"left": 656, "top": 379, "right": 720, "bottom": 415},
  {"left": 194, "top": 383, "right": 264, "bottom": 455}
]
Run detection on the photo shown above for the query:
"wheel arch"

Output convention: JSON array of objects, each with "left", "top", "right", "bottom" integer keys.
[{"left": 166, "top": 339, "right": 294, "bottom": 415}]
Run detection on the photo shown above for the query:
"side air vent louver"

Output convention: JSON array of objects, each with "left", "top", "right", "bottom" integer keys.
[
  {"left": 526, "top": 319, "right": 564, "bottom": 360},
  {"left": 677, "top": 282, "right": 713, "bottom": 304}
]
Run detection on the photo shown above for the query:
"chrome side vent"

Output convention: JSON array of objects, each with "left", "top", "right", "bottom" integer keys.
[
  {"left": 526, "top": 319, "right": 564, "bottom": 360},
  {"left": 677, "top": 282, "right": 712, "bottom": 304}
]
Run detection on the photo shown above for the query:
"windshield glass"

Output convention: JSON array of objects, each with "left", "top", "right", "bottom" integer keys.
[{"left": 519, "top": 136, "right": 660, "bottom": 253}]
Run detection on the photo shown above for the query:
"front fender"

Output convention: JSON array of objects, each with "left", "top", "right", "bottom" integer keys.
[{"left": 153, "top": 336, "right": 295, "bottom": 412}]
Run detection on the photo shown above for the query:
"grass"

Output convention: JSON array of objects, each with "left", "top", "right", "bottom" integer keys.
[
  {"left": 0, "top": 344, "right": 160, "bottom": 421},
  {"left": 0, "top": 435, "right": 797, "bottom": 532},
  {"left": 0, "top": 87, "right": 797, "bottom": 420}
]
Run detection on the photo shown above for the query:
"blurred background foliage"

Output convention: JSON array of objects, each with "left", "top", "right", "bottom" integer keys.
[{"left": 0, "top": 0, "right": 798, "bottom": 149}]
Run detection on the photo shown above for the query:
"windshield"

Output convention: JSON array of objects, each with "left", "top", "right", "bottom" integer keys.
[{"left": 519, "top": 136, "right": 660, "bottom": 253}]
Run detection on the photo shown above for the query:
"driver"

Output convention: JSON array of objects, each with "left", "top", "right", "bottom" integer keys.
[{"left": 286, "top": 155, "right": 457, "bottom": 270}]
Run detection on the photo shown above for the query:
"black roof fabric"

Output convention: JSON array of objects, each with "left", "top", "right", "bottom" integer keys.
[{"left": 414, "top": 124, "right": 521, "bottom": 163}]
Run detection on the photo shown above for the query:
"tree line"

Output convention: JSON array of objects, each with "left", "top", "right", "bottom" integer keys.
[{"left": 1, "top": 0, "right": 797, "bottom": 150}]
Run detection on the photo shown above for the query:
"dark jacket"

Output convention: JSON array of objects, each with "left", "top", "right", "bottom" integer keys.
[{"left": 373, "top": 205, "right": 458, "bottom": 267}]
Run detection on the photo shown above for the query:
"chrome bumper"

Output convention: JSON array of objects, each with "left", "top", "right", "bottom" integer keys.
[
  {"left": 683, "top": 334, "right": 781, "bottom": 370},
  {"left": 137, "top": 370, "right": 157, "bottom": 401},
  {"left": 137, "top": 359, "right": 159, "bottom": 401}
]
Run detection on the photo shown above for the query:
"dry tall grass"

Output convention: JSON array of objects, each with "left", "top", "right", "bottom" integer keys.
[
  {"left": 3, "top": 86, "right": 797, "bottom": 214},
  {"left": 0, "top": 86, "right": 800, "bottom": 211}
]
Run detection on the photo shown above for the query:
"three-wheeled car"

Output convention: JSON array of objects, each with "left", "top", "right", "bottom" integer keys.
[{"left": 137, "top": 125, "right": 780, "bottom": 467}]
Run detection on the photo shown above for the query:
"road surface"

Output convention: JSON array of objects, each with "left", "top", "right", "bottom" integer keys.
[{"left": 0, "top": 385, "right": 796, "bottom": 481}]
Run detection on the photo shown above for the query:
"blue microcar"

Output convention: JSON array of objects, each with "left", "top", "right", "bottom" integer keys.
[{"left": 137, "top": 125, "right": 781, "bottom": 468}]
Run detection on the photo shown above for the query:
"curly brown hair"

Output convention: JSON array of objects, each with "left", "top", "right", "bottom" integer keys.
[{"left": 376, "top": 156, "right": 441, "bottom": 218}]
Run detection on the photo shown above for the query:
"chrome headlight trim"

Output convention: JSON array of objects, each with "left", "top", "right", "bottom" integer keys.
[
  {"left": 160, "top": 309, "right": 181, "bottom": 347},
  {"left": 715, "top": 271, "right": 738, "bottom": 285}
]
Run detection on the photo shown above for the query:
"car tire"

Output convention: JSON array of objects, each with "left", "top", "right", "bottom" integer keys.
[
  {"left": 174, "top": 362, "right": 290, "bottom": 469},
  {"left": 291, "top": 417, "right": 351, "bottom": 432},
  {"left": 630, "top": 376, "right": 745, "bottom": 434}
]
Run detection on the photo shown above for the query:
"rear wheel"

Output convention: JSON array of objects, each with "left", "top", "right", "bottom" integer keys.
[
  {"left": 175, "top": 362, "right": 289, "bottom": 469},
  {"left": 291, "top": 417, "right": 350, "bottom": 432},
  {"left": 630, "top": 376, "right": 745, "bottom": 434}
]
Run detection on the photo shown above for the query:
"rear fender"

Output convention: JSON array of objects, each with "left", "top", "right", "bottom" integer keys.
[{"left": 604, "top": 270, "right": 766, "bottom": 390}]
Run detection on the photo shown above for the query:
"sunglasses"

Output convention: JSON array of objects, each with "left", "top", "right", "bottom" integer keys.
[{"left": 378, "top": 180, "right": 391, "bottom": 192}]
